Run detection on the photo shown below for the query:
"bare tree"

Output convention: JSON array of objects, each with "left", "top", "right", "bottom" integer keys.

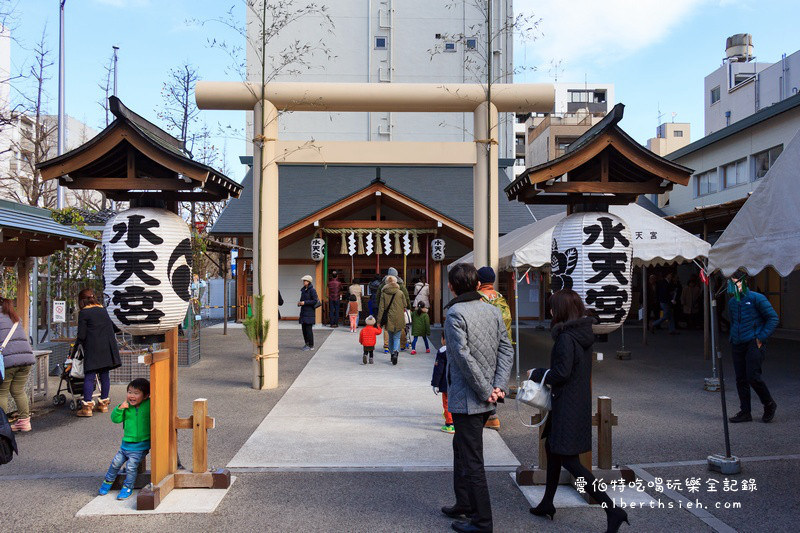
[
  {"left": 0, "top": 28, "right": 57, "bottom": 207},
  {"left": 97, "top": 50, "right": 114, "bottom": 129},
  {"left": 157, "top": 62, "right": 200, "bottom": 153}
]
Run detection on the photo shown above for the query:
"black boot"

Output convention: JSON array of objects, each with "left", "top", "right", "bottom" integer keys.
[
  {"left": 391, "top": 351, "right": 398, "bottom": 365},
  {"left": 529, "top": 501, "right": 555, "bottom": 520},
  {"left": 441, "top": 505, "right": 472, "bottom": 519},
  {"left": 605, "top": 507, "right": 629, "bottom": 533},
  {"left": 729, "top": 411, "right": 752, "bottom": 423},
  {"left": 763, "top": 401, "right": 777, "bottom": 422}
]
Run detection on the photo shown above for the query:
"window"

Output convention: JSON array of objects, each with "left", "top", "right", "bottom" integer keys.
[
  {"left": 753, "top": 145, "right": 784, "bottom": 179},
  {"left": 466, "top": 38, "right": 477, "bottom": 50},
  {"left": 733, "top": 73, "right": 754, "bottom": 87},
  {"left": 710, "top": 86, "right": 721, "bottom": 105},
  {"left": 695, "top": 169, "right": 717, "bottom": 196},
  {"left": 374, "top": 36, "right": 387, "bottom": 49},
  {"left": 593, "top": 90, "right": 606, "bottom": 103},
  {"left": 673, "top": 130, "right": 683, "bottom": 137},
  {"left": 444, "top": 41, "right": 456, "bottom": 52},
  {"left": 722, "top": 159, "right": 747, "bottom": 188},
  {"left": 569, "top": 90, "right": 589, "bottom": 103}
]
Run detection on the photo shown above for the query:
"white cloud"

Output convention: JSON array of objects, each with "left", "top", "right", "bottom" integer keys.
[{"left": 516, "top": 0, "right": 706, "bottom": 69}]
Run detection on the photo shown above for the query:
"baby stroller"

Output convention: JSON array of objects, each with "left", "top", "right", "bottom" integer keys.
[{"left": 52, "top": 354, "right": 100, "bottom": 411}]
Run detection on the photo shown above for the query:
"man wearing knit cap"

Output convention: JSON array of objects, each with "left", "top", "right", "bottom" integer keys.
[{"left": 477, "top": 266, "right": 513, "bottom": 431}]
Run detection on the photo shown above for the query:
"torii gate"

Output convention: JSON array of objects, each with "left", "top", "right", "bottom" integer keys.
[{"left": 195, "top": 81, "right": 554, "bottom": 388}]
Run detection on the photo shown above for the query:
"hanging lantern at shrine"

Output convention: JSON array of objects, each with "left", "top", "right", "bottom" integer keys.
[
  {"left": 550, "top": 212, "right": 632, "bottom": 334},
  {"left": 311, "top": 238, "right": 325, "bottom": 261},
  {"left": 102, "top": 207, "right": 192, "bottom": 339},
  {"left": 431, "top": 239, "right": 446, "bottom": 261}
]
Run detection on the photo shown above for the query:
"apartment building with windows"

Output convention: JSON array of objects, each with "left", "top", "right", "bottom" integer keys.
[{"left": 705, "top": 34, "right": 800, "bottom": 135}]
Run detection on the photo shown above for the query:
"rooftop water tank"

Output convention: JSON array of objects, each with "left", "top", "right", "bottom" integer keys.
[{"left": 726, "top": 34, "right": 753, "bottom": 62}]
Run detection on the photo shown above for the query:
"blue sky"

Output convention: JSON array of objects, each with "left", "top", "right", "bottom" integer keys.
[{"left": 10, "top": 0, "right": 800, "bottom": 183}]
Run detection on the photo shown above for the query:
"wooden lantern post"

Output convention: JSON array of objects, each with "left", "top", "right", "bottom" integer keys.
[
  {"left": 507, "top": 103, "right": 693, "bottom": 490},
  {"left": 36, "top": 96, "right": 242, "bottom": 510}
]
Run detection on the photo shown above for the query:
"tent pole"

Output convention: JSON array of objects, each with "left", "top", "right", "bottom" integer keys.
[
  {"left": 709, "top": 277, "right": 735, "bottom": 461},
  {"left": 514, "top": 267, "right": 521, "bottom": 386},
  {"left": 642, "top": 266, "right": 648, "bottom": 346}
]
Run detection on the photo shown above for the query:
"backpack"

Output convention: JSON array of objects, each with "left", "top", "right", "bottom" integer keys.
[
  {"left": 481, "top": 292, "right": 513, "bottom": 340},
  {"left": 0, "top": 407, "right": 18, "bottom": 465}
]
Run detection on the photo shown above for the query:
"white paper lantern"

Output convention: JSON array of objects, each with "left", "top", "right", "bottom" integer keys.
[
  {"left": 310, "top": 238, "right": 325, "bottom": 261},
  {"left": 102, "top": 207, "right": 192, "bottom": 337},
  {"left": 431, "top": 239, "right": 446, "bottom": 261},
  {"left": 551, "top": 212, "right": 632, "bottom": 334}
]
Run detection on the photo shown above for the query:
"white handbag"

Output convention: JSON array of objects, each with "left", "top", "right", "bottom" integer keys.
[
  {"left": 516, "top": 369, "right": 551, "bottom": 428},
  {"left": 404, "top": 309, "right": 412, "bottom": 325},
  {"left": 69, "top": 344, "right": 85, "bottom": 379}
]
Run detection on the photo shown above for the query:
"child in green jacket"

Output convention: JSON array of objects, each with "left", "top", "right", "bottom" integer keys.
[
  {"left": 410, "top": 302, "right": 431, "bottom": 355},
  {"left": 98, "top": 378, "right": 151, "bottom": 500}
]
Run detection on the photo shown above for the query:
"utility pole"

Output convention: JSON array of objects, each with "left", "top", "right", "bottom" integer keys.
[
  {"left": 112, "top": 45, "right": 119, "bottom": 95},
  {"left": 56, "top": 0, "right": 66, "bottom": 209}
]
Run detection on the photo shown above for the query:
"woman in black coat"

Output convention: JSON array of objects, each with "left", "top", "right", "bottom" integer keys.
[
  {"left": 528, "top": 289, "right": 629, "bottom": 533},
  {"left": 75, "top": 288, "right": 121, "bottom": 417},
  {"left": 298, "top": 275, "right": 319, "bottom": 350}
]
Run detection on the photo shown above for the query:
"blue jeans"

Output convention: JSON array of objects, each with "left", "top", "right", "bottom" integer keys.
[
  {"left": 411, "top": 336, "right": 429, "bottom": 350},
  {"left": 329, "top": 299, "right": 339, "bottom": 326},
  {"left": 104, "top": 448, "right": 146, "bottom": 489},
  {"left": 388, "top": 330, "right": 402, "bottom": 353},
  {"left": 652, "top": 302, "right": 675, "bottom": 332},
  {"left": 83, "top": 371, "right": 110, "bottom": 403}
]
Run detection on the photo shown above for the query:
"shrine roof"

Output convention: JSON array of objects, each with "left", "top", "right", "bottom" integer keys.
[{"left": 37, "top": 96, "right": 242, "bottom": 203}]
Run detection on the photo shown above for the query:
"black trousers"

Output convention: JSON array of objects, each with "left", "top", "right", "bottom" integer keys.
[
  {"left": 452, "top": 411, "right": 492, "bottom": 531},
  {"left": 542, "top": 439, "right": 613, "bottom": 511},
  {"left": 301, "top": 323, "right": 314, "bottom": 347},
  {"left": 731, "top": 339, "right": 773, "bottom": 413}
]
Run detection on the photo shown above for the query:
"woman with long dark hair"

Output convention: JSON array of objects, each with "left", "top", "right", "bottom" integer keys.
[
  {"left": 75, "top": 288, "right": 121, "bottom": 417},
  {"left": 0, "top": 297, "right": 36, "bottom": 431},
  {"left": 528, "top": 289, "right": 629, "bottom": 532}
]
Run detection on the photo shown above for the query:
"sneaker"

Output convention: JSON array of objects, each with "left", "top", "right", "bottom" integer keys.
[
  {"left": 763, "top": 401, "right": 777, "bottom": 422},
  {"left": 441, "top": 425, "right": 455, "bottom": 434},
  {"left": 10, "top": 416, "right": 31, "bottom": 432},
  {"left": 728, "top": 411, "right": 753, "bottom": 423},
  {"left": 369, "top": 356, "right": 374, "bottom": 364},
  {"left": 411, "top": 350, "right": 417, "bottom": 355},
  {"left": 426, "top": 349, "right": 430, "bottom": 353},
  {"left": 391, "top": 351, "right": 398, "bottom": 365},
  {"left": 301, "top": 345, "right": 312, "bottom": 351},
  {"left": 384, "top": 348, "right": 389, "bottom": 354},
  {"left": 98, "top": 482, "right": 113, "bottom": 496},
  {"left": 363, "top": 353, "right": 368, "bottom": 365},
  {"left": 117, "top": 487, "right": 133, "bottom": 500}
]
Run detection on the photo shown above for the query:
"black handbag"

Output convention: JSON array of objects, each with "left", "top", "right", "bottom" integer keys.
[
  {"left": 380, "top": 292, "right": 397, "bottom": 327},
  {"left": 314, "top": 300, "right": 322, "bottom": 309}
]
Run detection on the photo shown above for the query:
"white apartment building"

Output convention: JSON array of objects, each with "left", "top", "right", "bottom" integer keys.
[
  {"left": 246, "top": 0, "right": 516, "bottom": 158},
  {"left": 705, "top": 34, "right": 800, "bottom": 135}
]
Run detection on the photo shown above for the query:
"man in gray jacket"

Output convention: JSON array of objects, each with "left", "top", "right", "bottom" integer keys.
[{"left": 441, "top": 264, "right": 513, "bottom": 533}]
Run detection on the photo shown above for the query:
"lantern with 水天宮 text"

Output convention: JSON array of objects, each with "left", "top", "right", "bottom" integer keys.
[
  {"left": 311, "top": 238, "right": 325, "bottom": 261},
  {"left": 431, "top": 239, "right": 445, "bottom": 261},
  {"left": 102, "top": 207, "right": 193, "bottom": 339},
  {"left": 551, "top": 212, "right": 632, "bottom": 334}
]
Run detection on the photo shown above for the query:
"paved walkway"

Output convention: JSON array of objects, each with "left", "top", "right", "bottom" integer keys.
[{"left": 228, "top": 329, "right": 519, "bottom": 471}]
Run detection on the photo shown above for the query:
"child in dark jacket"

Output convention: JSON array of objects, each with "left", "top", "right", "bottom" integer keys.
[
  {"left": 359, "top": 315, "right": 382, "bottom": 365},
  {"left": 431, "top": 332, "right": 454, "bottom": 434},
  {"left": 98, "top": 378, "right": 151, "bottom": 500}
]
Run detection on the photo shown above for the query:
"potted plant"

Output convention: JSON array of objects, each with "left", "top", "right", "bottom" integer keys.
[{"left": 243, "top": 294, "right": 271, "bottom": 389}]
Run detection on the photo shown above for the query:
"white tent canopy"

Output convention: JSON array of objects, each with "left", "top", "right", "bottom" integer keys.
[
  {"left": 452, "top": 203, "right": 710, "bottom": 271},
  {"left": 709, "top": 130, "right": 800, "bottom": 277}
]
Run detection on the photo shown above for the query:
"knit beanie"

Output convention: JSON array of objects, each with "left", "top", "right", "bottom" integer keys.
[{"left": 477, "top": 266, "right": 496, "bottom": 284}]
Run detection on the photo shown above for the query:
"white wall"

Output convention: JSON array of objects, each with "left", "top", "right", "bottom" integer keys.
[
  {"left": 666, "top": 106, "right": 800, "bottom": 216},
  {"left": 279, "top": 265, "right": 315, "bottom": 318},
  {"left": 246, "top": 0, "right": 515, "bottom": 157}
]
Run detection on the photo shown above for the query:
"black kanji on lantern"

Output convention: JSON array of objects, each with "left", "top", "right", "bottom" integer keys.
[
  {"left": 110, "top": 214, "right": 164, "bottom": 249},
  {"left": 586, "top": 252, "right": 629, "bottom": 284},
  {"left": 635, "top": 231, "right": 643, "bottom": 240},
  {"left": 111, "top": 250, "right": 159, "bottom": 286},
  {"left": 586, "top": 285, "right": 629, "bottom": 323},
  {"left": 111, "top": 286, "right": 165, "bottom": 325},
  {"left": 583, "top": 216, "right": 630, "bottom": 249}
]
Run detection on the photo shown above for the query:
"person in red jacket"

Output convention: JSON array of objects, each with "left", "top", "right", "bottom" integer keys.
[{"left": 359, "top": 315, "right": 382, "bottom": 365}]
